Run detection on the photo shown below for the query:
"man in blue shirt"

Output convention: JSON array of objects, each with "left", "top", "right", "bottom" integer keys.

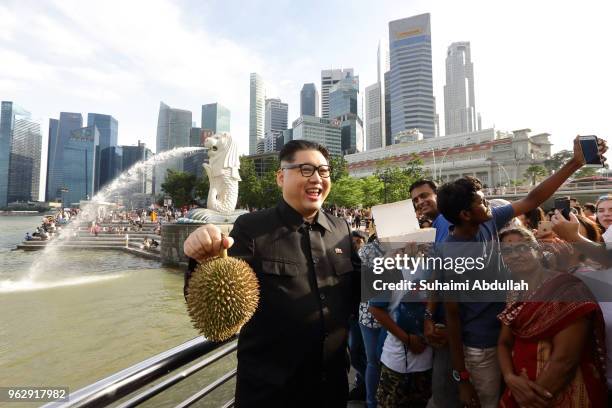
[
  {"left": 409, "top": 179, "right": 457, "bottom": 407},
  {"left": 409, "top": 179, "right": 451, "bottom": 243},
  {"left": 437, "top": 136, "right": 607, "bottom": 408}
]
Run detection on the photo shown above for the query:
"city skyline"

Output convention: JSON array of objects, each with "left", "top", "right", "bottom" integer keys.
[{"left": 2, "top": 0, "right": 611, "bottom": 196}]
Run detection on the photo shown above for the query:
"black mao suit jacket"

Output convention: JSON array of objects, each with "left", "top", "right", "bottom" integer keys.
[{"left": 186, "top": 200, "right": 361, "bottom": 408}]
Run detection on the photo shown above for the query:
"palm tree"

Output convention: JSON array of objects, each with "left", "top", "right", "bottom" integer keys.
[{"left": 524, "top": 165, "right": 547, "bottom": 186}]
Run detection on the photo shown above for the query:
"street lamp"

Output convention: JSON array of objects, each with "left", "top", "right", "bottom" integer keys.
[
  {"left": 437, "top": 146, "right": 452, "bottom": 181},
  {"left": 430, "top": 148, "right": 437, "bottom": 181},
  {"left": 378, "top": 169, "right": 390, "bottom": 203}
]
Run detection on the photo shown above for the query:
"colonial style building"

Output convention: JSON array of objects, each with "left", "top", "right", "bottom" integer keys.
[{"left": 345, "top": 128, "right": 552, "bottom": 187}]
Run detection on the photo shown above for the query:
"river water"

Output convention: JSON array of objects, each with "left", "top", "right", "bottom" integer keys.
[{"left": 0, "top": 216, "right": 235, "bottom": 407}]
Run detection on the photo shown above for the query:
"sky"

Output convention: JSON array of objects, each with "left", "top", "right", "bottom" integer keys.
[{"left": 2, "top": 0, "right": 611, "bottom": 198}]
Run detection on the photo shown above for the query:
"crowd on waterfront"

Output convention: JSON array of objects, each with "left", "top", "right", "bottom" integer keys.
[
  {"left": 23, "top": 204, "right": 198, "bottom": 242},
  {"left": 345, "top": 179, "right": 612, "bottom": 408},
  {"left": 182, "top": 139, "right": 612, "bottom": 407},
  {"left": 87, "top": 205, "right": 199, "bottom": 236},
  {"left": 24, "top": 208, "right": 79, "bottom": 241}
]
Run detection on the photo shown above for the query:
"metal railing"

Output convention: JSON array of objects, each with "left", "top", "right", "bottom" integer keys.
[{"left": 43, "top": 336, "right": 237, "bottom": 408}]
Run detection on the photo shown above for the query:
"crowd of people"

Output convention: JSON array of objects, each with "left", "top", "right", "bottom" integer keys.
[
  {"left": 24, "top": 209, "right": 79, "bottom": 241},
  {"left": 182, "top": 138, "right": 611, "bottom": 408},
  {"left": 347, "top": 154, "right": 612, "bottom": 407},
  {"left": 87, "top": 205, "right": 197, "bottom": 237},
  {"left": 328, "top": 207, "right": 374, "bottom": 231},
  {"left": 348, "top": 177, "right": 612, "bottom": 408},
  {"left": 23, "top": 205, "right": 194, "bottom": 242}
]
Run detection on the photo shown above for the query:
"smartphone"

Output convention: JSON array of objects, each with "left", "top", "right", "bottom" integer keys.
[
  {"left": 434, "top": 323, "right": 446, "bottom": 330},
  {"left": 554, "top": 197, "right": 571, "bottom": 220},
  {"left": 538, "top": 220, "right": 553, "bottom": 235},
  {"left": 579, "top": 135, "right": 604, "bottom": 167}
]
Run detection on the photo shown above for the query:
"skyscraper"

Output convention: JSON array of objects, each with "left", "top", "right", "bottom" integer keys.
[
  {"left": 0, "top": 102, "right": 43, "bottom": 205},
  {"left": 384, "top": 71, "right": 392, "bottom": 146},
  {"left": 201, "top": 103, "right": 231, "bottom": 134},
  {"left": 321, "top": 68, "right": 354, "bottom": 119},
  {"left": 156, "top": 102, "right": 192, "bottom": 153},
  {"left": 88, "top": 113, "right": 119, "bottom": 189},
  {"left": 329, "top": 74, "right": 359, "bottom": 120},
  {"left": 365, "top": 82, "right": 383, "bottom": 150},
  {"left": 249, "top": 73, "right": 265, "bottom": 154},
  {"left": 122, "top": 141, "right": 153, "bottom": 195},
  {"left": 8, "top": 118, "right": 42, "bottom": 203},
  {"left": 46, "top": 112, "right": 83, "bottom": 202},
  {"left": 87, "top": 113, "right": 118, "bottom": 150},
  {"left": 300, "top": 83, "right": 319, "bottom": 117},
  {"left": 155, "top": 101, "right": 192, "bottom": 193},
  {"left": 292, "top": 116, "right": 342, "bottom": 156},
  {"left": 264, "top": 98, "right": 288, "bottom": 152},
  {"left": 0, "top": 102, "right": 26, "bottom": 206},
  {"left": 184, "top": 127, "right": 209, "bottom": 179},
  {"left": 62, "top": 126, "right": 99, "bottom": 205},
  {"left": 444, "top": 41, "right": 477, "bottom": 136},
  {"left": 388, "top": 14, "right": 436, "bottom": 139},
  {"left": 365, "top": 41, "right": 390, "bottom": 150},
  {"left": 329, "top": 73, "right": 364, "bottom": 154}
]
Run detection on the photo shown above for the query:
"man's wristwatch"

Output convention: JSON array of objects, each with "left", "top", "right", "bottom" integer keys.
[
  {"left": 452, "top": 369, "right": 470, "bottom": 382},
  {"left": 424, "top": 308, "right": 434, "bottom": 321}
]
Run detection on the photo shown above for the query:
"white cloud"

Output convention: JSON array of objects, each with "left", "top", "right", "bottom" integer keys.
[
  {"left": 1, "top": 0, "right": 265, "bottom": 154},
  {"left": 1, "top": 0, "right": 610, "bottom": 167}
]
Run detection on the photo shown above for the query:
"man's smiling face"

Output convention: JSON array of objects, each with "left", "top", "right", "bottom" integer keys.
[
  {"left": 276, "top": 149, "right": 331, "bottom": 219},
  {"left": 410, "top": 184, "right": 438, "bottom": 219}
]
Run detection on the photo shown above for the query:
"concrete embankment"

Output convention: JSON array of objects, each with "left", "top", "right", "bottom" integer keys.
[{"left": 16, "top": 222, "right": 162, "bottom": 261}]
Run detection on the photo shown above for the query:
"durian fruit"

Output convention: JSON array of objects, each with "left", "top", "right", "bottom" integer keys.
[{"left": 186, "top": 247, "right": 259, "bottom": 341}]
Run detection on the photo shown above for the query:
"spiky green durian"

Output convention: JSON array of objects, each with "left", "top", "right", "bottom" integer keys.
[{"left": 186, "top": 249, "right": 259, "bottom": 341}]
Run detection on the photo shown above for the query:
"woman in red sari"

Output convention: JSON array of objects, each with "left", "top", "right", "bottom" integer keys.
[{"left": 497, "top": 227, "right": 607, "bottom": 407}]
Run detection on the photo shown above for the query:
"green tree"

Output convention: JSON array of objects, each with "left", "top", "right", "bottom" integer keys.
[
  {"left": 235, "top": 156, "right": 282, "bottom": 209},
  {"left": 330, "top": 155, "right": 349, "bottom": 182},
  {"left": 259, "top": 166, "right": 282, "bottom": 208},
  {"left": 374, "top": 155, "right": 425, "bottom": 203},
  {"left": 194, "top": 173, "right": 210, "bottom": 203},
  {"left": 524, "top": 164, "right": 548, "bottom": 186},
  {"left": 161, "top": 169, "right": 197, "bottom": 207},
  {"left": 360, "top": 176, "right": 384, "bottom": 207},
  {"left": 237, "top": 157, "right": 261, "bottom": 209},
  {"left": 327, "top": 177, "right": 364, "bottom": 207},
  {"left": 573, "top": 167, "right": 598, "bottom": 179},
  {"left": 544, "top": 150, "right": 573, "bottom": 174}
]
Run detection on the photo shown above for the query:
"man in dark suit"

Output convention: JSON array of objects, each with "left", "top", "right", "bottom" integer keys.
[{"left": 184, "top": 140, "right": 360, "bottom": 408}]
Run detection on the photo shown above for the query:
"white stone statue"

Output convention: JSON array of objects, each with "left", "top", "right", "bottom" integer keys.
[
  {"left": 204, "top": 133, "right": 241, "bottom": 214},
  {"left": 179, "top": 132, "right": 247, "bottom": 224}
]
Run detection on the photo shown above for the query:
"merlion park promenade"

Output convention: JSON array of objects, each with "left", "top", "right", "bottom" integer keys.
[
  {"left": 3, "top": 126, "right": 610, "bottom": 408},
  {"left": 1, "top": 3, "right": 611, "bottom": 407}
]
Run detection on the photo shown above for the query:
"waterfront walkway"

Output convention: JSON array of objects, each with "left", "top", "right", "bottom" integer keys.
[{"left": 17, "top": 221, "right": 162, "bottom": 261}]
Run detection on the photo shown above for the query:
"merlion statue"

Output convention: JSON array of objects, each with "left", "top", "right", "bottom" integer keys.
[
  {"left": 179, "top": 133, "right": 248, "bottom": 224},
  {"left": 204, "top": 133, "right": 241, "bottom": 213}
]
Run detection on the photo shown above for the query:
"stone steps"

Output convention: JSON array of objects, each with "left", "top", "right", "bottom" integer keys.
[
  {"left": 16, "top": 242, "right": 162, "bottom": 260},
  {"left": 69, "top": 234, "right": 161, "bottom": 240}
]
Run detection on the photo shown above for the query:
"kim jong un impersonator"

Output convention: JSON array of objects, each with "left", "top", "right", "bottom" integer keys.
[{"left": 183, "top": 140, "right": 361, "bottom": 408}]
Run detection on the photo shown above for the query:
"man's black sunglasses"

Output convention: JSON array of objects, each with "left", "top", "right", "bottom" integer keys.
[{"left": 281, "top": 163, "right": 332, "bottom": 178}]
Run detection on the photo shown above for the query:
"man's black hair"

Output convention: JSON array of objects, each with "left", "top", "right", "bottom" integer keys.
[
  {"left": 409, "top": 179, "right": 438, "bottom": 194},
  {"left": 351, "top": 230, "right": 368, "bottom": 241},
  {"left": 437, "top": 176, "right": 483, "bottom": 225},
  {"left": 278, "top": 140, "right": 331, "bottom": 163}
]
